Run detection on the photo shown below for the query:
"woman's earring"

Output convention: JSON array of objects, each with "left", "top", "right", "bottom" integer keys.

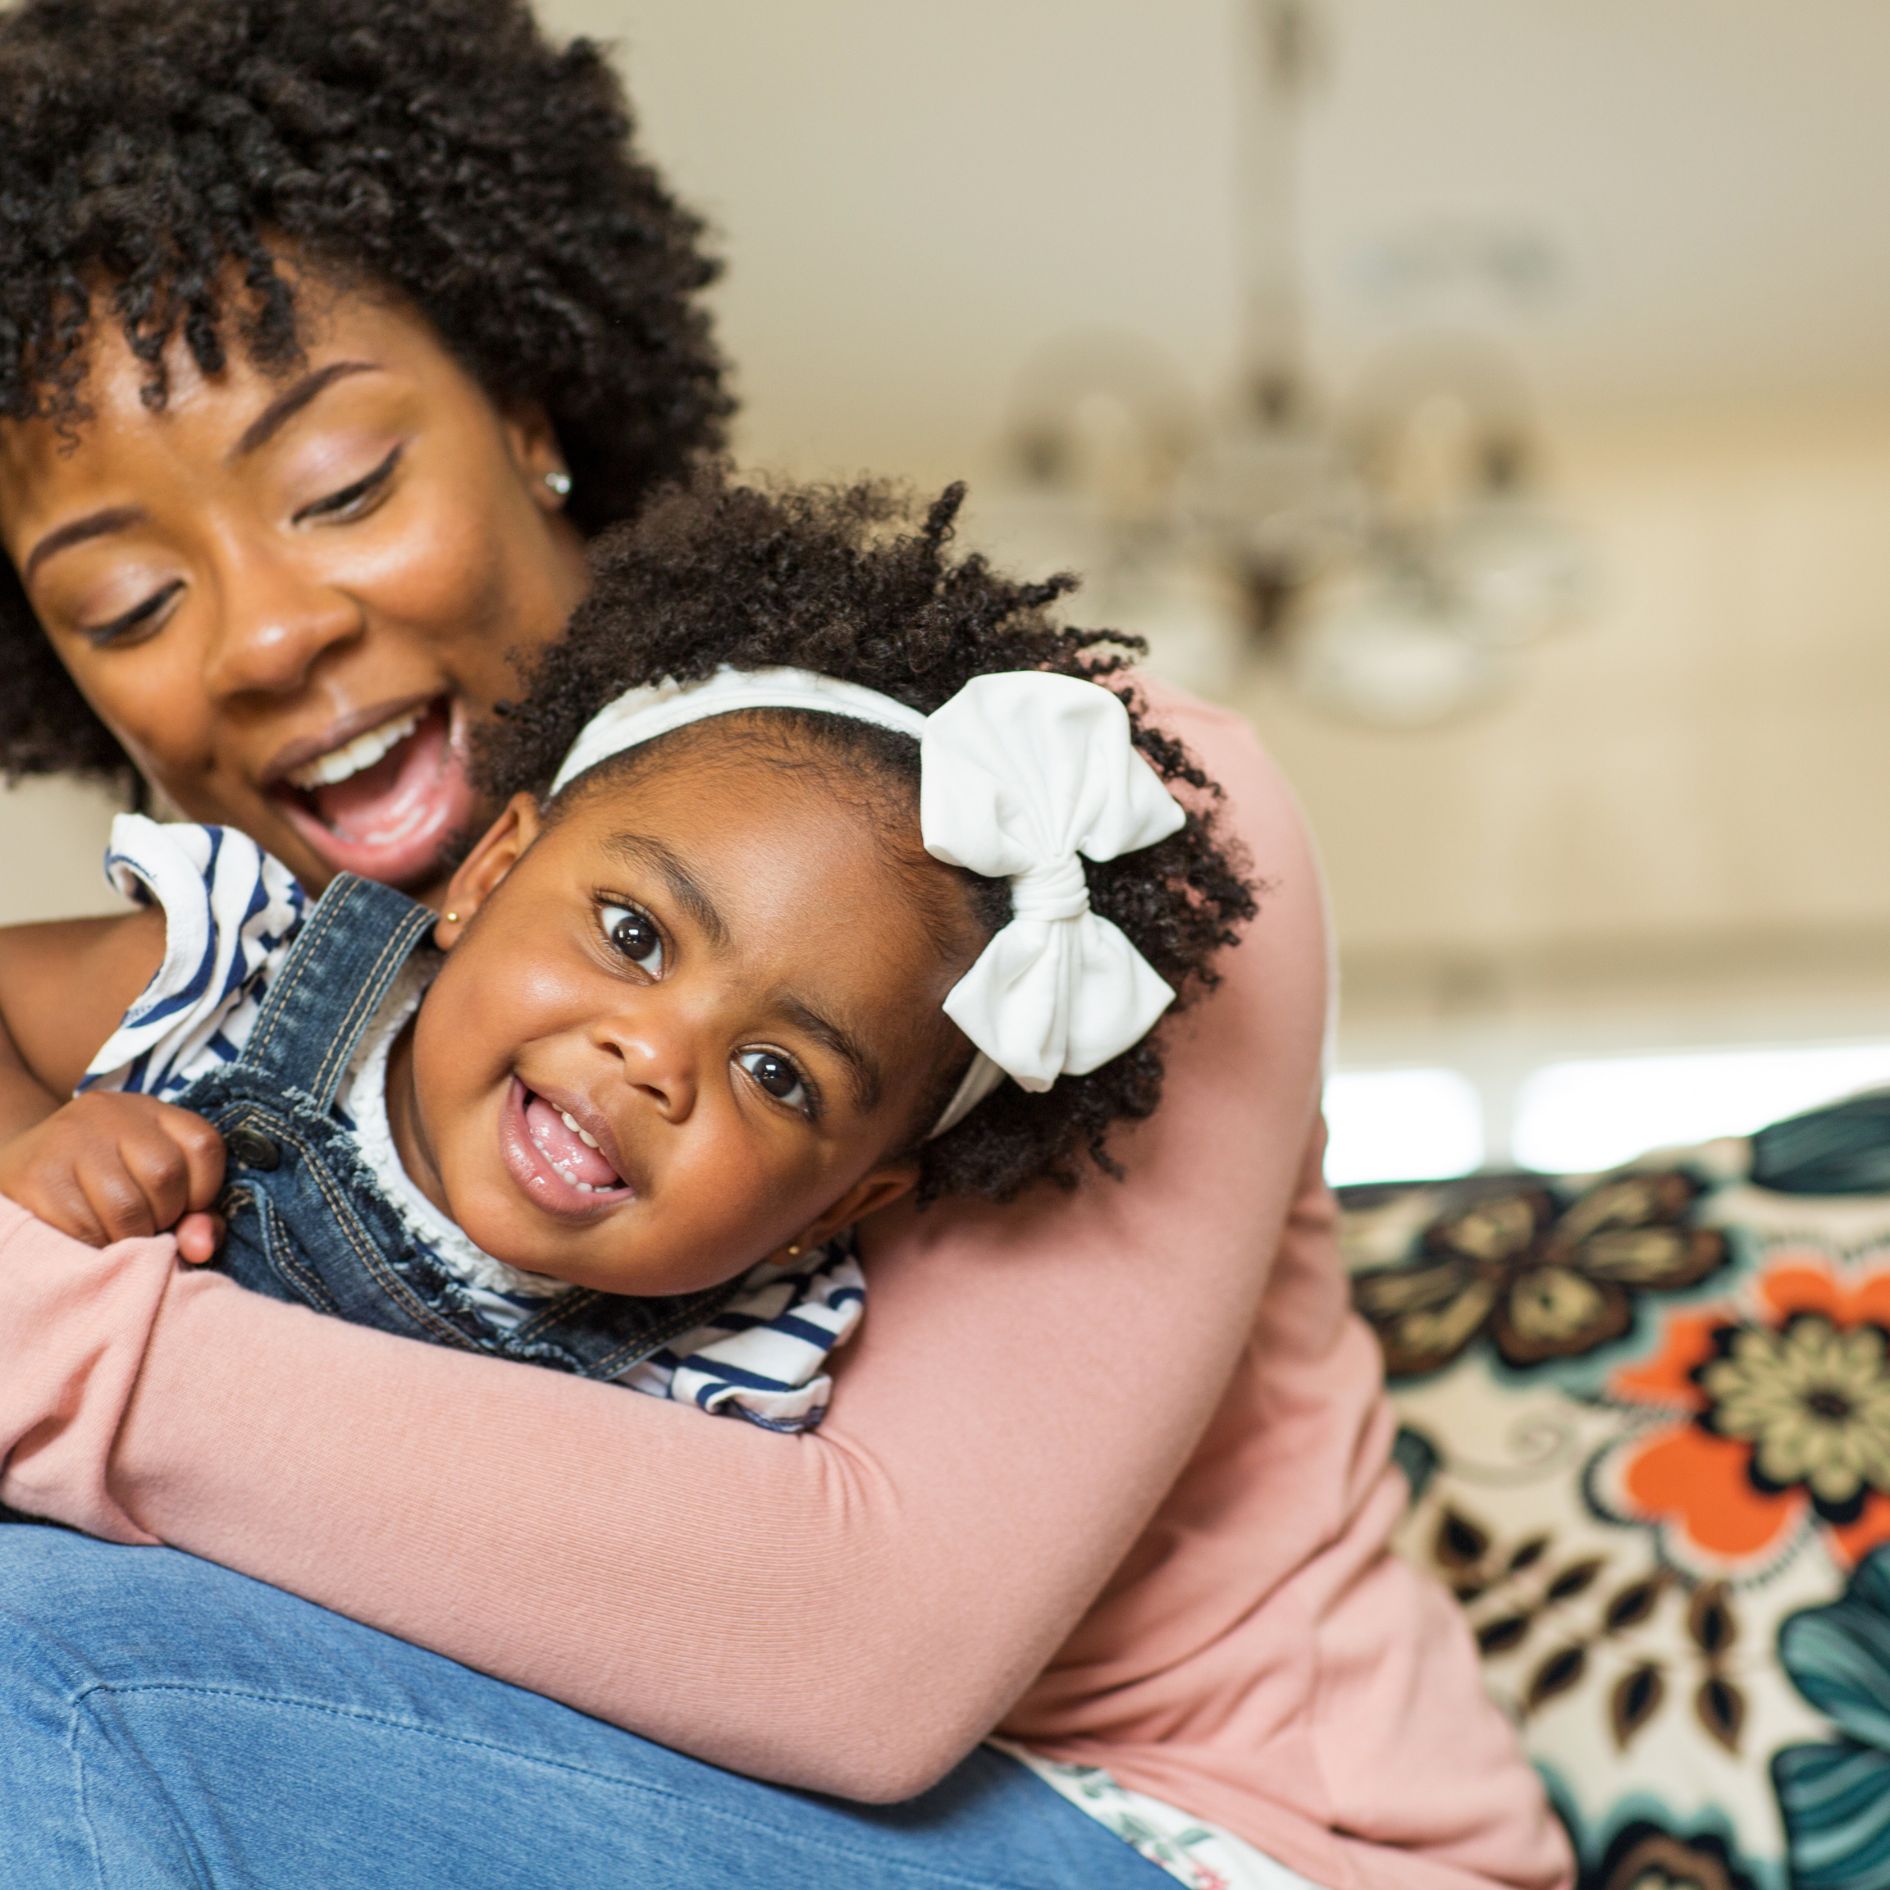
[
  {"left": 443, "top": 911, "right": 461, "bottom": 925},
  {"left": 786, "top": 1240, "right": 804, "bottom": 1260},
  {"left": 543, "top": 468, "right": 573, "bottom": 500}
]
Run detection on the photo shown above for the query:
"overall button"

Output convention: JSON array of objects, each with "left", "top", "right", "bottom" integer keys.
[{"left": 226, "top": 1127, "right": 281, "bottom": 1171}]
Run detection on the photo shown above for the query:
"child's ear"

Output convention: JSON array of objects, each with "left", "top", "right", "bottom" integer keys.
[
  {"left": 433, "top": 793, "right": 544, "bottom": 949},
  {"left": 796, "top": 1160, "right": 922, "bottom": 1252}
]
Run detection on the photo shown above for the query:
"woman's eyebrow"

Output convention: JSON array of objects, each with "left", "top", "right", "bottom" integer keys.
[
  {"left": 23, "top": 505, "right": 144, "bottom": 584},
  {"left": 22, "top": 361, "right": 384, "bottom": 584},
  {"left": 228, "top": 359, "right": 381, "bottom": 462}
]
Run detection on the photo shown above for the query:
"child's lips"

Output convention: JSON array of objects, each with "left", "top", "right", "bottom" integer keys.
[
  {"left": 498, "top": 1077, "right": 639, "bottom": 1221},
  {"left": 523, "top": 1088, "right": 621, "bottom": 1189}
]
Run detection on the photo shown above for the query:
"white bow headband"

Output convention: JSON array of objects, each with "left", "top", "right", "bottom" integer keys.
[{"left": 550, "top": 665, "right": 1187, "bottom": 1137}]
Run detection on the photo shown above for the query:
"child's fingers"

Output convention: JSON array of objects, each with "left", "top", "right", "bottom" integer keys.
[
  {"left": 117, "top": 1128, "right": 198, "bottom": 1233},
  {"left": 2, "top": 1165, "right": 111, "bottom": 1247},
  {"left": 173, "top": 1209, "right": 225, "bottom": 1265},
  {"left": 0, "top": 1095, "right": 224, "bottom": 1250},
  {"left": 75, "top": 1152, "right": 163, "bottom": 1242},
  {"left": 149, "top": 1103, "right": 226, "bottom": 1211},
  {"left": 116, "top": 1109, "right": 224, "bottom": 1232}
]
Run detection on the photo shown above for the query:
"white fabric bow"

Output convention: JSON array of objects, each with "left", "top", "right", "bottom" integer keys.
[
  {"left": 548, "top": 665, "right": 1186, "bottom": 1137},
  {"left": 920, "top": 673, "right": 1186, "bottom": 1132}
]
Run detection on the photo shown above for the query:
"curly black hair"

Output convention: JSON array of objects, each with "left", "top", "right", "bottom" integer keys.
[
  {"left": 476, "top": 473, "right": 1257, "bottom": 1204},
  {"left": 0, "top": 0, "right": 729, "bottom": 783}
]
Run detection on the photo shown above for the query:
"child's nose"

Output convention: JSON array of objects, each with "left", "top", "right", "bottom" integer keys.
[{"left": 593, "top": 1010, "right": 700, "bottom": 1124}]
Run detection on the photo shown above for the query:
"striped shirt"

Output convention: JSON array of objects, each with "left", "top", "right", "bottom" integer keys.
[{"left": 80, "top": 815, "right": 865, "bottom": 1433}]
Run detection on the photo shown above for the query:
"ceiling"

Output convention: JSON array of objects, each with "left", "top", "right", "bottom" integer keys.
[{"left": 547, "top": 0, "right": 1890, "bottom": 471}]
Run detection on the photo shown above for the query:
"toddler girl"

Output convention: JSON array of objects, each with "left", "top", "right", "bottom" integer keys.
[{"left": 0, "top": 474, "right": 1252, "bottom": 1429}]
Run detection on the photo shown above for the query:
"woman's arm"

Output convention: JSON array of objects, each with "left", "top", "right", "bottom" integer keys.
[
  {"left": 0, "top": 694, "right": 1330, "bottom": 1803},
  {"left": 0, "top": 908, "right": 165, "bottom": 1136}
]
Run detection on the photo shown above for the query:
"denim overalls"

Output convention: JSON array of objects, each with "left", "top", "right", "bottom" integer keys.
[{"left": 176, "top": 873, "right": 744, "bottom": 1380}]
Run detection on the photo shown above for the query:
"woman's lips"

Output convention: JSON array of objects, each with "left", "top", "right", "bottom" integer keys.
[
  {"left": 498, "top": 1078, "right": 637, "bottom": 1222},
  {"left": 273, "top": 697, "right": 481, "bottom": 887}
]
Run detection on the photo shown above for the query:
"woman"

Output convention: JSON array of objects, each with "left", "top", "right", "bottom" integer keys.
[{"left": 0, "top": 3, "right": 1569, "bottom": 1887}]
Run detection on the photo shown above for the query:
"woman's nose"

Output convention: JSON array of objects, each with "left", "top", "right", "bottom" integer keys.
[
  {"left": 202, "top": 546, "right": 362, "bottom": 701},
  {"left": 595, "top": 1010, "right": 701, "bottom": 1124}
]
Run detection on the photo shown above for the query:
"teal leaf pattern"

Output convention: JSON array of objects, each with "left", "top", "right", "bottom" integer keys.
[{"left": 1775, "top": 1547, "right": 1890, "bottom": 1889}]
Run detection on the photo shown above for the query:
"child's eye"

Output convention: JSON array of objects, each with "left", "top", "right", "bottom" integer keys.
[
  {"left": 737, "top": 1048, "right": 815, "bottom": 1117},
  {"left": 598, "top": 901, "right": 665, "bottom": 974}
]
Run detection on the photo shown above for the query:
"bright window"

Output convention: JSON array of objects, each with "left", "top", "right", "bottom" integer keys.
[
  {"left": 1512, "top": 1043, "right": 1890, "bottom": 1174},
  {"left": 1323, "top": 1067, "right": 1485, "bottom": 1185}
]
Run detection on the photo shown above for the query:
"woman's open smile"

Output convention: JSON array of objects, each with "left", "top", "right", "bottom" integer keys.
[{"left": 268, "top": 693, "right": 482, "bottom": 886}]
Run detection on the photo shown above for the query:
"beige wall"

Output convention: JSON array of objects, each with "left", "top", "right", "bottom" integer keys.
[
  {"left": 1255, "top": 409, "right": 1890, "bottom": 955},
  {"left": 0, "top": 780, "right": 121, "bottom": 925},
  {"left": 1243, "top": 407, "right": 1890, "bottom": 1063}
]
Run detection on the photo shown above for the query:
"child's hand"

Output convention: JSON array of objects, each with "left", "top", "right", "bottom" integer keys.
[{"left": 0, "top": 1092, "right": 226, "bottom": 1264}]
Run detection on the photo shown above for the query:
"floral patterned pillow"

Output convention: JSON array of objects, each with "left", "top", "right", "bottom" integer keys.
[{"left": 1343, "top": 1094, "right": 1890, "bottom": 1890}]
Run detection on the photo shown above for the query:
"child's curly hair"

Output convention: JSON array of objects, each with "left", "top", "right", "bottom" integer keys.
[
  {"left": 476, "top": 472, "right": 1257, "bottom": 1205},
  {"left": 0, "top": 0, "right": 728, "bottom": 785}
]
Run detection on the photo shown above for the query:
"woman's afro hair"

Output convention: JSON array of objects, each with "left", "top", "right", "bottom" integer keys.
[
  {"left": 0, "top": 0, "right": 729, "bottom": 784},
  {"left": 476, "top": 472, "right": 1257, "bottom": 1206}
]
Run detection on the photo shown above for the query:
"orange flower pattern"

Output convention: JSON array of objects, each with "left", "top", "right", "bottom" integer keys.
[{"left": 1587, "top": 1251, "right": 1890, "bottom": 1579}]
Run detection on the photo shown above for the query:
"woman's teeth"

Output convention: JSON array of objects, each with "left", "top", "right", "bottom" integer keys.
[{"left": 287, "top": 709, "right": 424, "bottom": 791}]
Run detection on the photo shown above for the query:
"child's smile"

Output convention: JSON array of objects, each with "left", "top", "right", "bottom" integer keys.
[
  {"left": 387, "top": 732, "right": 985, "bottom": 1296},
  {"left": 507, "top": 1076, "right": 639, "bottom": 1210}
]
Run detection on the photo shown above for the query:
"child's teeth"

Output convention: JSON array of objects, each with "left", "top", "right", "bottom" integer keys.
[
  {"left": 287, "top": 709, "right": 423, "bottom": 791},
  {"left": 558, "top": 1108, "right": 601, "bottom": 1149}
]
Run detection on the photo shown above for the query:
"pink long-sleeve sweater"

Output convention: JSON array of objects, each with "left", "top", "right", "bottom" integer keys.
[{"left": 0, "top": 694, "right": 1571, "bottom": 1890}]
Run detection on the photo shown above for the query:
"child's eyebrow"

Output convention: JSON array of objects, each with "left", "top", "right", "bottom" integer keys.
[
  {"left": 603, "top": 832, "right": 729, "bottom": 949},
  {"left": 781, "top": 998, "right": 883, "bottom": 1116}
]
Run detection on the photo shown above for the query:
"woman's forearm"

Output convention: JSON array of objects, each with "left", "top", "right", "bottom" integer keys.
[
  {"left": 0, "top": 696, "right": 1331, "bottom": 1798},
  {"left": 0, "top": 1036, "right": 59, "bottom": 1144}
]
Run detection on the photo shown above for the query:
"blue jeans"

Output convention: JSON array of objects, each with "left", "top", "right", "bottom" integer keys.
[{"left": 0, "top": 1527, "right": 1169, "bottom": 1889}]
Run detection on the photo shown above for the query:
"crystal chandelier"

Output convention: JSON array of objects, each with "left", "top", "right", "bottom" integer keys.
[{"left": 989, "top": 0, "right": 1591, "bottom": 727}]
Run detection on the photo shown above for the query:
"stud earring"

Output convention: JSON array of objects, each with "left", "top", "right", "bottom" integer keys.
[
  {"left": 786, "top": 1241, "right": 804, "bottom": 1260},
  {"left": 543, "top": 468, "right": 572, "bottom": 499},
  {"left": 443, "top": 911, "right": 460, "bottom": 925}
]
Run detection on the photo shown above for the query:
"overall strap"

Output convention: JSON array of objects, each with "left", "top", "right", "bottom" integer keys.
[{"left": 238, "top": 874, "right": 438, "bottom": 1109}]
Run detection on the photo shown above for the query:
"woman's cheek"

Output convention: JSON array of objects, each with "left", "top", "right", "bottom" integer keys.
[{"left": 343, "top": 499, "right": 514, "bottom": 642}]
